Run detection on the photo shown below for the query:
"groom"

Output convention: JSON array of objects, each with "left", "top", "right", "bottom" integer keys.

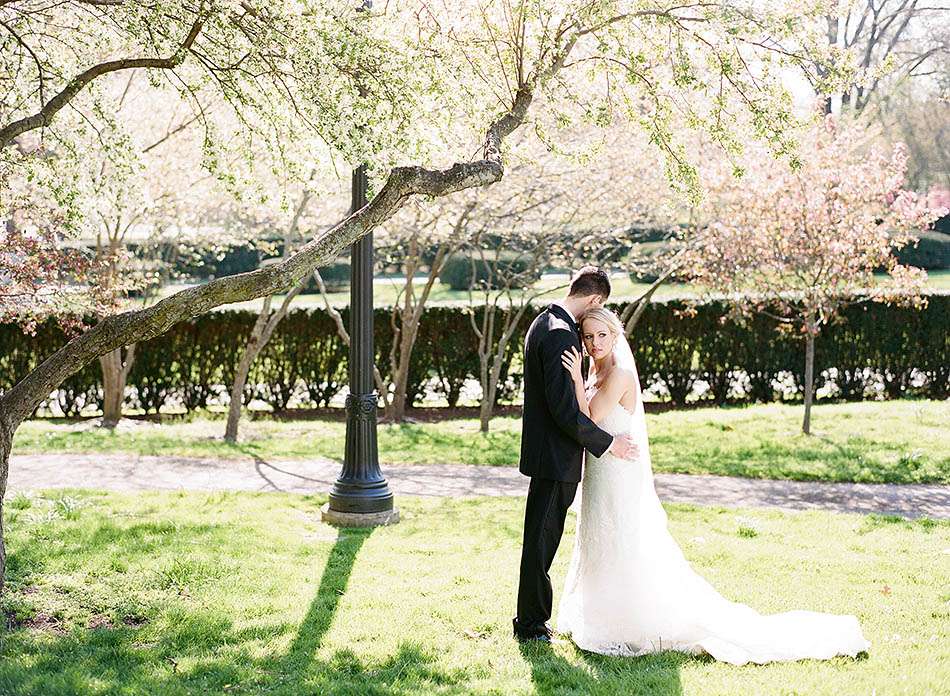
[{"left": 513, "top": 266, "right": 639, "bottom": 642}]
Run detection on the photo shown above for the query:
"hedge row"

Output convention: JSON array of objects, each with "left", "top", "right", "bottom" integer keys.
[
  {"left": 1, "top": 295, "right": 947, "bottom": 415},
  {"left": 631, "top": 297, "right": 949, "bottom": 404},
  {"left": 894, "top": 230, "right": 950, "bottom": 270}
]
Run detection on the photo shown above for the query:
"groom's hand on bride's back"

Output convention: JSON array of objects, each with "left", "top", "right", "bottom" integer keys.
[{"left": 608, "top": 434, "right": 639, "bottom": 460}]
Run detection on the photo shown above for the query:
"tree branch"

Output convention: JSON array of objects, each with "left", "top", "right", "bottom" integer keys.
[{"left": 0, "top": 14, "right": 206, "bottom": 148}]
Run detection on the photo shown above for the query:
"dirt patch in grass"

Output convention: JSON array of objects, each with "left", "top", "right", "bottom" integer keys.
[
  {"left": 121, "top": 613, "right": 148, "bottom": 627},
  {"left": 6, "top": 610, "right": 66, "bottom": 634},
  {"left": 87, "top": 614, "right": 114, "bottom": 630}
]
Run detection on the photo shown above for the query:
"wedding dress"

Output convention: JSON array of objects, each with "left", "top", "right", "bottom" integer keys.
[{"left": 557, "top": 353, "right": 870, "bottom": 665}]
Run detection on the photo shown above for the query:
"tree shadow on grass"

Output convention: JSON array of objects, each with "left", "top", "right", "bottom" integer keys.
[
  {"left": 519, "top": 640, "right": 692, "bottom": 696},
  {"left": 0, "top": 526, "right": 468, "bottom": 695},
  {"left": 2, "top": 514, "right": 221, "bottom": 608}
]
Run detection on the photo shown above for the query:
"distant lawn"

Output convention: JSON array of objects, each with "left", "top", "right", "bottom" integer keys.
[
  {"left": 2, "top": 490, "right": 947, "bottom": 695},
  {"left": 154, "top": 269, "right": 949, "bottom": 313},
  {"left": 178, "top": 272, "right": 698, "bottom": 312},
  {"left": 14, "top": 400, "right": 949, "bottom": 484},
  {"left": 921, "top": 268, "right": 950, "bottom": 290}
]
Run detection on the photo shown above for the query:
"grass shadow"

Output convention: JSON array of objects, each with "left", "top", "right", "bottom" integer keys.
[
  {"left": 0, "top": 524, "right": 469, "bottom": 695},
  {"left": 519, "top": 639, "right": 690, "bottom": 696},
  {"left": 274, "top": 526, "right": 372, "bottom": 675}
]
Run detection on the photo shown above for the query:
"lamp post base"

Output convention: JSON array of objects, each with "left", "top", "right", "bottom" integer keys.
[{"left": 321, "top": 503, "right": 400, "bottom": 528}]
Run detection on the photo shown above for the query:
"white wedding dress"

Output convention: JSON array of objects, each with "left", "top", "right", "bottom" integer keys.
[{"left": 557, "top": 376, "right": 870, "bottom": 665}]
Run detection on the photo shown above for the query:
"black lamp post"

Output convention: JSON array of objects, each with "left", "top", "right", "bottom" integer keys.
[{"left": 322, "top": 164, "right": 398, "bottom": 526}]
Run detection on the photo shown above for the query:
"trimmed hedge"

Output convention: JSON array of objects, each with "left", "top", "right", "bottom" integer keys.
[
  {"left": 2, "top": 295, "right": 947, "bottom": 415},
  {"left": 439, "top": 251, "right": 541, "bottom": 291},
  {"left": 895, "top": 231, "right": 950, "bottom": 270}
]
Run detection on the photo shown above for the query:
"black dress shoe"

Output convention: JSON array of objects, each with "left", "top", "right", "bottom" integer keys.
[
  {"left": 517, "top": 631, "right": 552, "bottom": 643},
  {"left": 513, "top": 618, "right": 554, "bottom": 642}
]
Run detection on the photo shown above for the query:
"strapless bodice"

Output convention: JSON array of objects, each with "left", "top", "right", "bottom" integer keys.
[
  {"left": 595, "top": 402, "right": 635, "bottom": 437},
  {"left": 585, "top": 384, "right": 636, "bottom": 438}
]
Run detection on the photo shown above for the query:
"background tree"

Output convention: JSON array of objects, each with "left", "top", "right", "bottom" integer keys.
[
  {"left": 682, "top": 116, "right": 946, "bottom": 434},
  {"left": 826, "top": 0, "right": 950, "bottom": 115},
  {"left": 873, "top": 81, "right": 950, "bottom": 192},
  {"left": 222, "top": 167, "right": 347, "bottom": 442},
  {"left": 371, "top": 199, "right": 478, "bottom": 421},
  {"left": 84, "top": 76, "right": 232, "bottom": 427},
  {"left": 457, "top": 126, "right": 678, "bottom": 431},
  {"left": 222, "top": 183, "right": 314, "bottom": 442}
]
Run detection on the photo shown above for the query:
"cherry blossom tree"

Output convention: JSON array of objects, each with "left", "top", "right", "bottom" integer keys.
[
  {"left": 462, "top": 126, "right": 678, "bottom": 431},
  {"left": 683, "top": 116, "right": 947, "bottom": 434},
  {"left": 0, "top": 177, "right": 102, "bottom": 333},
  {"left": 372, "top": 199, "right": 478, "bottom": 421},
  {"left": 84, "top": 76, "right": 231, "bottom": 427}
]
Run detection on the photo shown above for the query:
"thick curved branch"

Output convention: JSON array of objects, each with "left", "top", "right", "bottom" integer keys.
[{"left": 0, "top": 15, "right": 205, "bottom": 148}]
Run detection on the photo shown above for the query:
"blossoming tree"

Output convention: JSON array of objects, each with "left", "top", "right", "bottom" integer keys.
[{"left": 683, "top": 116, "right": 946, "bottom": 433}]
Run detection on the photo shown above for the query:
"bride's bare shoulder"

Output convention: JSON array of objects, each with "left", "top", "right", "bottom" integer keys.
[
  {"left": 599, "top": 366, "right": 636, "bottom": 396},
  {"left": 614, "top": 367, "right": 637, "bottom": 387}
]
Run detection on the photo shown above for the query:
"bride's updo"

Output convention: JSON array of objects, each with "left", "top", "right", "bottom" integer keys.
[{"left": 580, "top": 307, "right": 624, "bottom": 338}]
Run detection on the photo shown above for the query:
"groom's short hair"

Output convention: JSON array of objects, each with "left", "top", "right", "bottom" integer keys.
[{"left": 568, "top": 266, "right": 611, "bottom": 300}]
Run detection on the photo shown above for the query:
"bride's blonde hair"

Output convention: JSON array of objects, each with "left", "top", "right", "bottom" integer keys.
[
  {"left": 582, "top": 307, "right": 639, "bottom": 384},
  {"left": 580, "top": 307, "right": 624, "bottom": 339}
]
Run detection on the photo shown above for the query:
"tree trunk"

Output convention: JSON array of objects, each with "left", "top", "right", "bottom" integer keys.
[
  {"left": 478, "top": 403, "right": 492, "bottom": 433},
  {"left": 475, "top": 303, "right": 496, "bottom": 433},
  {"left": 621, "top": 259, "right": 682, "bottom": 334},
  {"left": 225, "top": 279, "right": 307, "bottom": 442},
  {"left": 387, "top": 319, "right": 418, "bottom": 422},
  {"left": 479, "top": 361, "right": 495, "bottom": 433},
  {"left": 224, "top": 341, "right": 259, "bottom": 443},
  {"left": 226, "top": 180, "right": 315, "bottom": 442},
  {"left": 803, "top": 331, "right": 815, "bottom": 435},
  {"left": 478, "top": 303, "right": 520, "bottom": 434},
  {"left": 823, "top": 14, "right": 838, "bottom": 115},
  {"left": 0, "top": 415, "right": 12, "bottom": 595},
  {"left": 224, "top": 298, "right": 272, "bottom": 442},
  {"left": 384, "top": 241, "right": 456, "bottom": 422},
  {"left": 479, "top": 358, "right": 502, "bottom": 433},
  {"left": 98, "top": 344, "right": 136, "bottom": 428}
]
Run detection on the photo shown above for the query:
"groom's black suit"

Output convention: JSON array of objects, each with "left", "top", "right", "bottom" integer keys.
[{"left": 514, "top": 304, "right": 613, "bottom": 638}]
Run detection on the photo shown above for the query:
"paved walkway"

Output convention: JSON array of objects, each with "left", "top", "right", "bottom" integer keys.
[{"left": 8, "top": 453, "right": 948, "bottom": 519}]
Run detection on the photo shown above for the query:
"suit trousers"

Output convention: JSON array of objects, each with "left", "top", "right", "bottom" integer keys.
[{"left": 515, "top": 476, "right": 578, "bottom": 633}]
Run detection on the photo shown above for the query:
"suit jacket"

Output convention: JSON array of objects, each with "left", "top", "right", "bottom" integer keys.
[{"left": 519, "top": 304, "right": 613, "bottom": 482}]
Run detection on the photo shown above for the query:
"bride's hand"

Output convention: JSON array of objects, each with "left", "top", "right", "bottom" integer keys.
[{"left": 561, "top": 346, "right": 584, "bottom": 385}]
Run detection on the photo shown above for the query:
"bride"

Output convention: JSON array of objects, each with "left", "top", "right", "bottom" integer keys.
[{"left": 556, "top": 307, "right": 870, "bottom": 665}]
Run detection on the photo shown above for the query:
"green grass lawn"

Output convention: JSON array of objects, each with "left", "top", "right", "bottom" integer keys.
[
  {"left": 189, "top": 273, "right": 698, "bottom": 312},
  {"left": 921, "top": 268, "right": 950, "bottom": 290},
  {"left": 1, "top": 490, "right": 947, "bottom": 695},
  {"left": 158, "top": 269, "right": 950, "bottom": 313},
  {"left": 14, "top": 400, "right": 950, "bottom": 484}
]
